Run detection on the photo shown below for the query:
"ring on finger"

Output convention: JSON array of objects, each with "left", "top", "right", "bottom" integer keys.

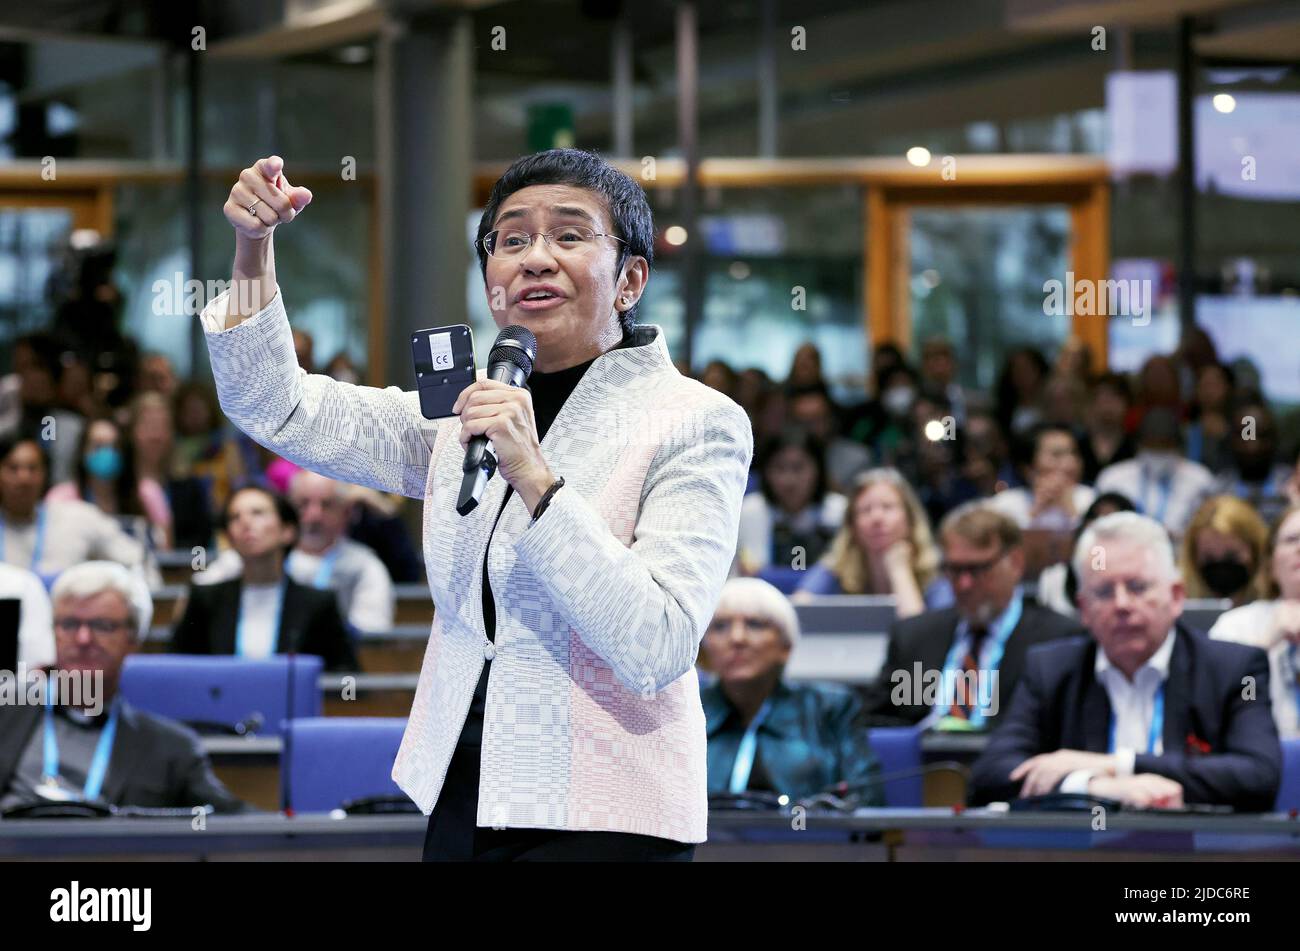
[{"left": 246, "top": 198, "right": 263, "bottom": 216}]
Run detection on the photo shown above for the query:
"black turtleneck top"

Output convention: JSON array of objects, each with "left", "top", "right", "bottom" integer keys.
[{"left": 459, "top": 337, "right": 628, "bottom": 748}]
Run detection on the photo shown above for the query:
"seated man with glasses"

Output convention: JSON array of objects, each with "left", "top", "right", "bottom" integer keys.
[
  {"left": 0, "top": 561, "right": 249, "bottom": 814},
  {"left": 863, "top": 504, "right": 1082, "bottom": 728},
  {"left": 970, "top": 512, "right": 1281, "bottom": 811}
]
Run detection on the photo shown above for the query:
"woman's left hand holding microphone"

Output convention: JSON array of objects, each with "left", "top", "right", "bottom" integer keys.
[{"left": 453, "top": 381, "right": 557, "bottom": 516}]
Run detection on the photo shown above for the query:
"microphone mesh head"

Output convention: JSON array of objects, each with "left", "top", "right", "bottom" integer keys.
[{"left": 490, "top": 325, "right": 537, "bottom": 377}]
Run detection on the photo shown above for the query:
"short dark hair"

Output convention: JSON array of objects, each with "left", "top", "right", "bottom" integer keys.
[
  {"left": 0, "top": 434, "right": 51, "bottom": 497},
  {"left": 756, "top": 426, "right": 830, "bottom": 508},
  {"left": 13, "top": 332, "right": 67, "bottom": 384},
  {"left": 474, "top": 148, "right": 655, "bottom": 337},
  {"left": 1091, "top": 372, "right": 1131, "bottom": 404},
  {"left": 221, "top": 485, "right": 299, "bottom": 560}
]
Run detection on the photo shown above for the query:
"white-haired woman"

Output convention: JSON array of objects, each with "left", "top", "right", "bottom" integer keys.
[
  {"left": 700, "top": 577, "right": 881, "bottom": 803},
  {"left": 792, "top": 468, "right": 952, "bottom": 618}
]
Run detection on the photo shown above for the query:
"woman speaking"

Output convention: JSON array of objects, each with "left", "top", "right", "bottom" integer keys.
[{"left": 200, "top": 149, "right": 753, "bottom": 861}]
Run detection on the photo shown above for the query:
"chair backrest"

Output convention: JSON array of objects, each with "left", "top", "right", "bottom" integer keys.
[
  {"left": 1180, "top": 598, "right": 1233, "bottom": 634},
  {"left": 1275, "top": 738, "right": 1300, "bottom": 812},
  {"left": 868, "top": 726, "right": 924, "bottom": 807},
  {"left": 284, "top": 717, "right": 409, "bottom": 812},
  {"left": 119, "top": 654, "right": 322, "bottom": 736},
  {"left": 756, "top": 566, "right": 805, "bottom": 594}
]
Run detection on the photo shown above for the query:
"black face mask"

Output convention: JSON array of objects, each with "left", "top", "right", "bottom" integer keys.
[
  {"left": 1198, "top": 558, "right": 1251, "bottom": 598},
  {"left": 1236, "top": 454, "right": 1274, "bottom": 482}
]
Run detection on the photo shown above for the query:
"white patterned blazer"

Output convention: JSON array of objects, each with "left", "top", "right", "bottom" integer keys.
[{"left": 200, "top": 290, "right": 753, "bottom": 842}]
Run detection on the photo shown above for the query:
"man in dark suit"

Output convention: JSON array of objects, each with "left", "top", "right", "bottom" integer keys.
[
  {"left": 171, "top": 485, "right": 357, "bottom": 671},
  {"left": 864, "top": 504, "right": 1082, "bottom": 727},
  {"left": 971, "top": 511, "right": 1280, "bottom": 811},
  {"left": 0, "top": 561, "right": 247, "bottom": 813}
]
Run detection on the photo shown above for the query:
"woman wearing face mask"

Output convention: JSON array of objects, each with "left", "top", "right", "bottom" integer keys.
[
  {"left": 736, "top": 427, "right": 847, "bottom": 580},
  {"left": 1178, "top": 495, "right": 1270, "bottom": 606},
  {"left": 1211, "top": 503, "right": 1300, "bottom": 738},
  {"left": 791, "top": 468, "right": 952, "bottom": 618},
  {"left": 45, "top": 416, "right": 172, "bottom": 551}
]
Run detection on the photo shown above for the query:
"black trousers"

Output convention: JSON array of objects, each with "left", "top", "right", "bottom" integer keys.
[{"left": 422, "top": 734, "right": 696, "bottom": 862}]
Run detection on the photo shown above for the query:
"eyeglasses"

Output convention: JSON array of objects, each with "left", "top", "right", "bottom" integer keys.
[
  {"left": 479, "top": 226, "right": 626, "bottom": 259},
  {"left": 1082, "top": 579, "right": 1156, "bottom": 603},
  {"left": 54, "top": 618, "right": 132, "bottom": 637},
  {"left": 940, "top": 548, "right": 1008, "bottom": 580}
]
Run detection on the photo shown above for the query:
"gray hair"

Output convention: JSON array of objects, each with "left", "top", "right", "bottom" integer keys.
[
  {"left": 711, "top": 577, "right": 800, "bottom": 648},
  {"left": 1072, "top": 511, "right": 1177, "bottom": 587},
  {"left": 50, "top": 561, "right": 154, "bottom": 641}
]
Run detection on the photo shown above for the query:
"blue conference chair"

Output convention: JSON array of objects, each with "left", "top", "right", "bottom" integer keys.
[
  {"left": 868, "top": 726, "right": 924, "bottom": 807},
  {"left": 119, "top": 654, "right": 322, "bottom": 737},
  {"left": 757, "top": 566, "right": 805, "bottom": 595},
  {"left": 283, "top": 717, "right": 410, "bottom": 813},
  {"left": 1275, "top": 738, "right": 1300, "bottom": 812}
]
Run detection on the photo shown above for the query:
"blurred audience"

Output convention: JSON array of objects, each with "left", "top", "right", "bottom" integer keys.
[
  {"left": 1095, "top": 408, "right": 1214, "bottom": 538},
  {"left": 0, "top": 561, "right": 248, "bottom": 814},
  {"left": 862, "top": 504, "right": 1082, "bottom": 728},
  {"left": 785, "top": 384, "right": 871, "bottom": 493},
  {"left": 1185, "top": 363, "right": 1235, "bottom": 474},
  {"left": 128, "top": 393, "right": 213, "bottom": 552},
  {"left": 988, "top": 423, "right": 1095, "bottom": 530},
  {"left": 700, "top": 577, "right": 882, "bottom": 803},
  {"left": 170, "top": 486, "right": 357, "bottom": 671},
  {"left": 1035, "top": 492, "right": 1137, "bottom": 618},
  {"left": 0, "top": 436, "right": 150, "bottom": 587},
  {"left": 196, "top": 471, "right": 395, "bottom": 636},
  {"left": 1211, "top": 504, "right": 1300, "bottom": 739},
  {"left": 920, "top": 336, "right": 986, "bottom": 425},
  {"left": 736, "top": 427, "right": 847, "bottom": 577},
  {"left": 793, "top": 468, "right": 952, "bottom": 617},
  {"left": 46, "top": 415, "right": 170, "bottom": 552},
  {"left": 1212, "top": 399, "right": 1292, "bottom": 527},
  {"left": 995, "top": 346, "right": 1048, "bottom": 440},
  {"left": 137, "top": 353, "right": 179, "bottom": 401},
  {"left": 971, "top": 512, "right": 1280, "bottom": 811},
  {"left": 1080, "top": 373, "right": 1136, "bottom": 483},
  {"left": 0, "top": 333, "right": 86, "bottom": 485},
  {"left": 1179, "top": 495, "right": 1270, "bottom": 606}
]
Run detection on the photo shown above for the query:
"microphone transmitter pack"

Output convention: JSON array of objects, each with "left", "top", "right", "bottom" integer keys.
[{"left": 411, "top": 324, "right": 477, "bottom": 419}]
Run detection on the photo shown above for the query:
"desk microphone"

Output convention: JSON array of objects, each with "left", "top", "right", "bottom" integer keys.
[{"left": 457, "top": 326, "right": 537, "bottom": 516}]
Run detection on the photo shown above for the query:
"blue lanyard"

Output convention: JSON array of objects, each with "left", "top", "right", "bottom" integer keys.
[
  {"left": 939, "top": 588, "right": 1024, "bottom": 728},
  {"left": 1108, "top": 681, "right": 1165, "bottom": 754},
  {"left": 291, "top": 547, "right": 340, "bottom": 589},
  {"left": 728, "top": 697, "right": 773, "bottom": 793},
  {"left": 1138, "top": 465, "right": 1174, "bottom": 525},
  {"left": 43, "top": 692, "right": 120, "bottom": 801},
  {"left": 0, "top": 504, "right": 47, "bottom": 571},
  {"left": 235, "top": 578, "right": 288, "bottom": 657}
]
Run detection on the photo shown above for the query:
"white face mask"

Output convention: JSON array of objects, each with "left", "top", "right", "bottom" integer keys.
[{"left": 883, "top": 386, "right": 916, "bottom": 417}]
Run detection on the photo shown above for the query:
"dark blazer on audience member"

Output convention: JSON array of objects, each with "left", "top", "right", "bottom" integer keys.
[
  {"left": 0, "top": 699, "right": 250, "bottom": 813},
  {"left": 170, "top": 577, "right": 359, "bottom": 671},
  {"left": 969, "top": 624, "right": 1281, "bottom": 811},
  {"left": 863, "top": 597, "right": 1084, "bottom": 727}
]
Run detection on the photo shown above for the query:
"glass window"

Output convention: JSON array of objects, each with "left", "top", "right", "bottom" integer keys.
[{"left": 908, "top": 205, "right": 1071, "bottom": 390}]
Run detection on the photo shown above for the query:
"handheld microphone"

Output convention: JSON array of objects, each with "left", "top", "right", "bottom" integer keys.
[{"left": 456, "top": 325, "right": 537, "bottom": 516}]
